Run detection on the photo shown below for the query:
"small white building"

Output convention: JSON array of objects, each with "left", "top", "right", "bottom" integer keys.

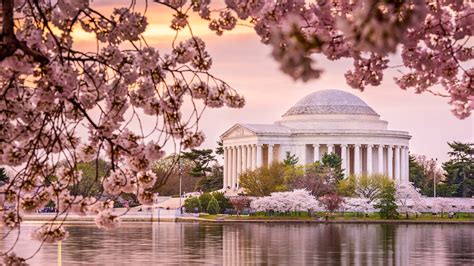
[{"left": 220, "top": 89, "right": 411, "bottom": 190}]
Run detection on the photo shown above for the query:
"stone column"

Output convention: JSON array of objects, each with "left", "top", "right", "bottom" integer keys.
[
  {"left": 232, "top": 146, "right": 237, "bottom": 188},
  {"left": 279, "top": 144, "right": 287, "bottom": 162},
  {"left": 268, "top": 144, "right": 274, "bottom": 166},
  {"left": 327, "top": 144, "right": 334, "bottom": 154},
  {"left": 237, "top": 146, "right": 242, "bottom": 183},
  {"left": 347, "top": 145, "right": 352, "bottom": 175},
  {"left": 395, "top": 145, "right": 400, "bottom": 181},
  {"left": 367, "top": 144, "right": 373, "bottom": 175},
  {"left": 246, "top": 145, "right": 252, "bottom": 171},
  {"left": 256, "top": 144, "right": 263, "bottom": 168},
  {"left": 251, "top": 145, "right": 257, "bottom": 170},
  {"left": 228, "top": 147, "right": 233, "bottom": 188},
  {"left": 299, "top": 144, "right": 307, "bottom": 165},
  {"left": 405, "top": 147, "right": 410, "bottom": 183},
  {"left": 242, "top": 146, "right": 247, "bottom": 172},
  {"left": 223, "top": 147, "right": 228, "bottom": 189},
  {"left": 402, "top": 146, "right": 409, "bottom": 182},
  {"left": 341, "top": 144, "right": 348, "bottom": 177},
  {"left": 354, "top": 144, "right": 361, "bottom": 176},
  {"left": 378, "top": 145, "right": 384, "bottom": 174},
  {"left": 400, "top": 146, "right": 405, "bottom": 182},
  {"left": 387, "top": 145, "right": 393, "bottom": 179},
  {"left": 313, "top": 144, "right": 320, "bottom": 162},
  {"left": 401, "top": 146, "right": 408, "bottom": 183}
]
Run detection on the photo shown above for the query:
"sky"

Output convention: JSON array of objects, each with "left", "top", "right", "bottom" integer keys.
[{"left": 78, "top": 1, "right": 473, "bottom": 163}]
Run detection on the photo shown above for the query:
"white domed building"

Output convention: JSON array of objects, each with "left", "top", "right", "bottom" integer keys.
[{"left": 220, "top": 89, "right": 411, "bottom": 190}]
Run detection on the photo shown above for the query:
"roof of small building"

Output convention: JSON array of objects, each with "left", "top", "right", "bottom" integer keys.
[{"left": 283, "top": 89, "right": 378, "bottom": 116}]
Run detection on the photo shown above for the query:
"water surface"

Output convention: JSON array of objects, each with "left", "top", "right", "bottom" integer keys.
[{"left": 2, "top": 222, "right": 473, "bottom": 265}]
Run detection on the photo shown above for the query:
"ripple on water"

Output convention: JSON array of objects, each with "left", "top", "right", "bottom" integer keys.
[{"left": 2, "top": 223, "right": 474, "bottom": 265}]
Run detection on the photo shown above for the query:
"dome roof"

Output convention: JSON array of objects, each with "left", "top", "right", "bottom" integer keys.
[{"left": 283, "top": 89, "right": 378, "bottom": 116}]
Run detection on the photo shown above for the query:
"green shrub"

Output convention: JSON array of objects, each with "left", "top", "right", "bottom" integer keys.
[
  {"left": 212, "top": 192, "right": 232, "bottom": 213},
  {"left": 184, "top": 197, "right": 201, "bottom": 213},
  {"left": 199, "top": 192, "right": 212, "bottom": 209},
  {"left": 375, "top": 182, "right": 399, "bottom": 219},
  {"left": 207, "top": 196, "right": 220, "bottom": 214}
]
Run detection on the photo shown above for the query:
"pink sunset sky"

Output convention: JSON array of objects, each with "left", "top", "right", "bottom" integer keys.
[{"left": 80, "top": 1, "right": 473, "bottom": 163}]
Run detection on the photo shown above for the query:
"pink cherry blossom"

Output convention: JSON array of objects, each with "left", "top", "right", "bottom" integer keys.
[
  {"left": 31, "top": 225, "right": 69, "bottom": 243},
  {"left": 0, "top": 0, "right": 472, "bottom": 261},
  {"left": 94, "top": 210, "right": 120, "bottom": 229}
]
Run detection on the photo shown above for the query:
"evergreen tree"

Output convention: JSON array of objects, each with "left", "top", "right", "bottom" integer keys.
[
  {"left": 375, "top": 182, "right": 399, "bottom": 219},
  {"left": 215, "top": 140, "right": 224, "bottom": 157},
  {"left": 211, "top": 192, "right": 232, "bottom": 213},
  {"left": 442, "top": 142, "right": 474, "bottom": 197},
  {"left": 199, "top": 193, "right": 213, "bottom": 210},
  {"left": 206, "top": 196, "right": 220, "bottom": 215},
  {"left": 283, "top": 152, "right": 299, "bottom": 166},
  {"left": 321, "top": 152, "right": 344, "bottom": 181},
  {"left": 182, "top": 146, "right": 224, "bottom": 193},
  {"left": 194, "top": 165, "right": 223, "bottom": 192},
  {"left": 409, "top": 155, "right": 430, "bottom": 195},
  {"left": 409, "top": 155, "right": 445, "bottom": 196},
  {"left": 181, "top": 149, "right": 216, "bottom": 178}
]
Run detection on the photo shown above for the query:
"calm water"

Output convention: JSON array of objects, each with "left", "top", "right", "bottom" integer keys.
[{"left": 2, "top": 222, "right": 474, "bottom": 265}]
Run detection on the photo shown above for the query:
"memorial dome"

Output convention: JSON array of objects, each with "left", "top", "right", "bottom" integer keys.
[{"left": 283, "top": 89, "right": 378, "bottom": 116}]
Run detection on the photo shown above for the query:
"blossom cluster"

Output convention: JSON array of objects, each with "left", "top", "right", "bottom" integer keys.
[
  {"left": 0, "top": 0, "right": 246, "bottom": 259},
  {"left": 195, "top": 0, "right": 473, "bottom": 118},
  {"left": 2, "top": 252, "right": 27, "bottom": 266},
  {"left": 0, "top": 0, "right": 472, "bottom": 262},
  {"left": 249, "top": 182, "right": 474, "bottom": 216},
  {"left": 395, "top": 182, "right": 426, "bottom": 215},
  {"left": 343, "top": 198, "right": 378, "bottom": 214},
  {"left": 31, "top": 225, "right": 69, "bottom": 243},
  {"left": 250, "top": 189, "right": 321, "bottom": 212}
]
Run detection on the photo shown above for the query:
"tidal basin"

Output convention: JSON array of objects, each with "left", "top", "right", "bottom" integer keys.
[{"left": 3, "top": 222, "right": 473, "bottom": 265}]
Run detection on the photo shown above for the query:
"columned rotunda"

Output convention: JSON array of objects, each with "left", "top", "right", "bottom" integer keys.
[{"left": 220, "top": 89, "right": 411, "bottom": 190}]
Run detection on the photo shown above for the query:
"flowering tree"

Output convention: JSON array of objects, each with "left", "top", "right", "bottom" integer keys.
[
  {"left": 239, "top": 162, "right": 287, "bottom": 196},
  {"left": 354, "top": 174, "right": 392, "bottom": 203},
  {"left": 318, "top": 193, "right": 344, "bottom": 214},
  {"left": 343, "top": 197, "right": 377, "bottom": 215},
  {"left": 229, "top": 196, "right": 251, "bottom": 215},
  {"left": 0, "top": 0, "right": 245, "bottom": 262},
  {"left": 395, "top": 182, "right": 426, "bottom": 218},
  {"left": 289, "top": 161, "right": 338, "bottom": 197},
  {"left": 0, "top": 0, "right": 473, "bottom": 262},
  {"left": 219, "top": 0, "right": 472, "bottom": 118},
  {"left": 250, "top": 189, "right": 319, "bottom": 213},
  {"left": 429, "top": 198, "right": 457, "bottom": 216}
]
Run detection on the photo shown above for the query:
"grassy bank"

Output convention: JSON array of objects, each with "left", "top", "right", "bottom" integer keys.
[{"left": 193, "top": 212, "right": 474, "bottom": 223}]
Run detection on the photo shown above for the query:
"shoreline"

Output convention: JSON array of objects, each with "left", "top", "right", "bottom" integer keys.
[
  {"left": 21, "top": 215, "right": 474, "bottom": 225},
  {"left": 176, "top": 217, "right": 474, "bottom": 224},
  {"left": 22, "top": 214, "right": 178, "bottom": 223}
]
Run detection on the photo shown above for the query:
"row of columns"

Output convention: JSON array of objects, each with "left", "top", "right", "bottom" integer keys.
[
  {"left": 223, "top": 143, "right": 409, "bottom": 189},
  {"left": 223, "top": 144, "right": 264, "bottom": 189},
  {"left": 335, "top": 144, "right": 409, "bottom": 181}
]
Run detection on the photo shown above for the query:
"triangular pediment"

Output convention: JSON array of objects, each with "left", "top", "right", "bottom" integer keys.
[{"left": 221, "top": 124, "right": 256, "bottom": 139}]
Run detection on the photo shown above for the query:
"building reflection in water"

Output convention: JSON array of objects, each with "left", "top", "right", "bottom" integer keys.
[{"left": 221, "top": 223, "right": 474, "bottom": 265}]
